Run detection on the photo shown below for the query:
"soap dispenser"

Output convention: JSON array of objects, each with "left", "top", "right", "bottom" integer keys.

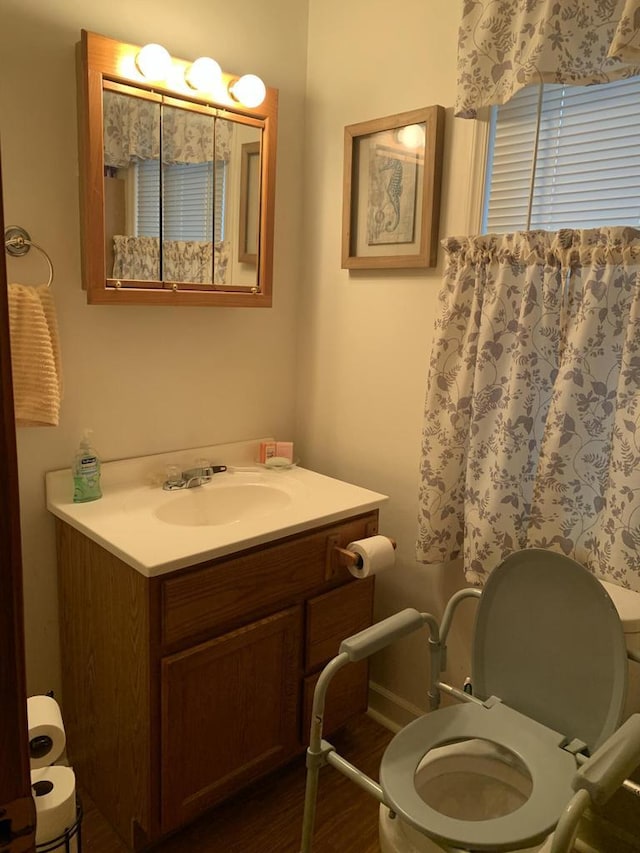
[{"left": 72, "top": 429, "right": 102, "bottom": 503}]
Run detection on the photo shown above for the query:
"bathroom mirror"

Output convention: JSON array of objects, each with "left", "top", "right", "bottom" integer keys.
[{"left": 77, "top": 30, "right": 278, "bottom": 307}]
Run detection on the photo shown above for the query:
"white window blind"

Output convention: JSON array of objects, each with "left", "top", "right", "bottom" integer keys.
[
  {"left": 483, "top": 77, "right": 640, "bottom": 233},
  {"left": 136, "top": 159, "right": 161, "bottom": 237},
  {"left": 136, "top": 159, "right": 226, "bottom": 242}
]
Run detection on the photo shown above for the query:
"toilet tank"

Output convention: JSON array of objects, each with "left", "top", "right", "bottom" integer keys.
[{"left": 599, "top": 578, "right": 640, "bottom": 719}]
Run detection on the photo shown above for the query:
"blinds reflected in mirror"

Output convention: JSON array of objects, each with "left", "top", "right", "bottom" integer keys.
[{"left": 136, "top": 159, "right": 226, "bottom": 243}]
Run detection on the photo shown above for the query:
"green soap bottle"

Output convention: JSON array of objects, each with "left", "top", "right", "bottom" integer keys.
[{"left": 72, "top": 429, "right": 102, "bottom": 503}]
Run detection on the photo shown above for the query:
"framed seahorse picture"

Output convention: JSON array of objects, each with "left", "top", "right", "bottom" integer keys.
[{"left": 341, "top": 105, "right": 444, "bottom": 269}]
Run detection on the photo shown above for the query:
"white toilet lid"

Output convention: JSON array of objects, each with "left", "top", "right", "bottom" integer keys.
[
  {"left": 472, "top": 549, "right": 628, "bottom": 752},
  {"left": 380, "top": 700, "right": 576, "bottom": 851}
]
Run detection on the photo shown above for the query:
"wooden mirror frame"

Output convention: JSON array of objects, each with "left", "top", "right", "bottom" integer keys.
[{"left": 77, "top": 30, "right": 278, "bottom": 307}]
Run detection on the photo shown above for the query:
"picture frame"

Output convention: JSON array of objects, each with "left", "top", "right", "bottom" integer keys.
[
  {"left": 238, "top": 140, "right": 261, "bottom": 265},
  {"left": 341, "top": 105, "right": 445, "bottom": 270}
]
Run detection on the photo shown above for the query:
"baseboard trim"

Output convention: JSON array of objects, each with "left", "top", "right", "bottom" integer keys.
[
  {"left": 367, "top": 681, "right": 423, "bottom": 732},
  {"left": 579, "top": 809, "right": 640, "bottom": 852}
]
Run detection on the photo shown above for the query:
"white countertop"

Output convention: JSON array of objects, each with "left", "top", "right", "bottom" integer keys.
[{"left": 46, "top": 439, "right": 388, "bottom": 577}]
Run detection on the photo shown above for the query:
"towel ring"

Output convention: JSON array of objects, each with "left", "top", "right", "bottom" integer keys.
[{"left": 4, "top": 226, "right": 54, "bottom": 288}]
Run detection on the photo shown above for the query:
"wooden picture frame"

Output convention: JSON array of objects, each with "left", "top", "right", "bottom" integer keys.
[
  {"left": 341, "top": 105, "right": 444, "bottom": 270},
  {"left": 238, "top": 140, "right": 261, "bottom": 265}
]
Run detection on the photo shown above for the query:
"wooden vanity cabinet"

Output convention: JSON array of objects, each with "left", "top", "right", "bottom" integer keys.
[{"left": 56, "top": 510, "right": 378, "bottom": 849}]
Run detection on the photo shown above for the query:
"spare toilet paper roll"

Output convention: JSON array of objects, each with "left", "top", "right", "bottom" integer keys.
[
  {"left": 31, "top": 765, "right": 77, "bottom": 851},
  {"left": 27, "top": 695, "right": 66, "bottom": 768},
  {"left": 346, "top": 535, "right": 395, "bottom": 579}
]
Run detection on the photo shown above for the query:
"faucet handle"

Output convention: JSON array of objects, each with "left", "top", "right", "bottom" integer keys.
[{"left": 164, "top": 464, "right": 186, "bottom": 490}]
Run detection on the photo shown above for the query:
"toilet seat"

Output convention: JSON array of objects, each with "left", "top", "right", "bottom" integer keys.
[{"left": 380, "top": 700, "right": 576, "bottom": 852}]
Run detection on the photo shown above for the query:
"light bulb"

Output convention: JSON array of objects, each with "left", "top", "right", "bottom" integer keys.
[
  {"left": 396, "top": 124, "right": 425, "bottom": 149},
  {"left": 135, "top": 43, "right": 172, "bottom": 80},
  {"left": 229, "top": 74, "right": 266, "bottom": 108},
  {"left": 185, "top": 56, "right": 222, "bottom": 91}
]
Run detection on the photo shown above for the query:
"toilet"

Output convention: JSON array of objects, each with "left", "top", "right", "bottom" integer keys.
[
  {"left": 600, "top": 578, "right": 640, "bottom": 722},
  {"left": 377, "top": 555, "right": 640, "bottom": 853}
]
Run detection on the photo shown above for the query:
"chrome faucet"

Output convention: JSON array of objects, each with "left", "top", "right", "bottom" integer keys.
[{"left": 163, "top": 464, "right": 227, "bottom": 490}]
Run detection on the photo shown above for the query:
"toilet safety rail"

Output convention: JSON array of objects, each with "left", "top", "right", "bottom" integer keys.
[
  {"left": 299, "top": 596, "right": 640, "bottom": 853},
  {"left": 300, "top": 590, "right": 480, "bottom": 853},
  {"left": 551, "top": 716, "right": 640, "bottom": 853}
]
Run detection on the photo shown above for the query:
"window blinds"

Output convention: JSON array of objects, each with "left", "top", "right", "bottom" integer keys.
[
  {"left": 136, "top": 159, "right": 226, "bottom": 242},
  {"left": 483, "top": 76, "right": 640, "bottom": 233}
]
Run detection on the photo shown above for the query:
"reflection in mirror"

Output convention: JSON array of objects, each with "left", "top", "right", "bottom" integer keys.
[
  {"left": 239, "top": 140, "right": 260, "bottom": 265},
  {"left": 103, "top": 89, "right": 161, "bottom": 282},
  {"left": 161, "top": 104, "right": 217, "bottom": 285},
  {"left": 79, "top": 30, "right": 278, "bottom": 306},
  {"left": 222, "top": 120, "right": 261, "bottom": 286},
  {"left": 102, "top": 89, "right": 262, "bottom": 290}
]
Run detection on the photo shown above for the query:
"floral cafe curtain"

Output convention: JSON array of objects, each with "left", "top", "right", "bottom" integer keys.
[
  {"left": 456, "top": 0, "right": 640, "bottom": 118},
  {"left": 112, "top": 236, "right": 230, "bottom": 284},
  {"left": 416, "top": 228, "right": 640, "bottom": 589},
  {"left": 112, "top": 235, "right": 160, "bottom": 280}
]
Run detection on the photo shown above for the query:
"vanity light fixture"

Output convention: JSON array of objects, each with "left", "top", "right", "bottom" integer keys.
[
  {"left": 229, "top": 73, "right": 267, "bottom": 108},
  {"left": 185, "top": 56, "right": 223, "bottom": 91},
  {"left": 134, "top": 41, "right": 265, "bottom": 107},
  {"left": 135, "top": 43, "right": 172, "bottom": 80}
]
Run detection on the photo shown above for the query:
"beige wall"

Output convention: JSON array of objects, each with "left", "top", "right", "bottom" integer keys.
[
  {"left": 0, "top": 0, "right": 308, "bottom": 695},
  {"left": 3, "top": 0, "right": 481, "bottom": 721},
  {"left": 298, "top": 0, "right": 481, "bottom": 723}
]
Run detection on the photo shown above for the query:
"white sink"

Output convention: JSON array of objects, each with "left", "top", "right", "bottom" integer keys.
[
  {"left": 154, "top": 482, "right": 292, "bottom": 527},
  {"left": 45, "top": 439, "right": 388, "bottom": 577}
]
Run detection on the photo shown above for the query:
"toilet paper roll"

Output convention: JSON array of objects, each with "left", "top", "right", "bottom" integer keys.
[
  {"left": 346, "top": 535, "right": 395, "bottom": 579},
  {"left": 31, "top": 765, "right": 77, "bottom": 851},
  {"left": 27, "top": 695, "right": 66, "bottom": 768}
]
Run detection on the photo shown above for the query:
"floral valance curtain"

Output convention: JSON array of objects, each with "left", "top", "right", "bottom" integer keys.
[
  {"left": 103, "top": 91, "right": 159, "bottom": 167},
  {"left": 456, "top": 0, "right": 640, "bottom": 118},
  {"left": 417, "top": 228, "right": 640, "bottom": 589},
  {"left": 103, "top": 91, "right": 233, "bottom": 168}
]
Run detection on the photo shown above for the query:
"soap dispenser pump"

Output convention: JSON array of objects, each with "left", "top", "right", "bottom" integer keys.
[{"left": 72, "top": 429, "right": 102, "bottom": 503}]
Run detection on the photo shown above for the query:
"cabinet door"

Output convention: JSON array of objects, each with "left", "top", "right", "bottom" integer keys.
[
  {"left": 302, "top": 577, "right": 374, "bottom": 740},
  {"left": 160, "top": 606, "right": 301, "bottom": 832}
]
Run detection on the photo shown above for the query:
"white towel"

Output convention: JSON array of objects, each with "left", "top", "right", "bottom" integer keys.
[{"left": 8, "top": 283, "right": 63, "bottom": 427}]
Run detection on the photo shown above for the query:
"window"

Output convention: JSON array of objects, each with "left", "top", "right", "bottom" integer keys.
[
  {"left": 482, "top": 77, "right": 640, "bottom": 233},
  {"left": 136, "top": 159, "right": 227, "bottom": 242}
]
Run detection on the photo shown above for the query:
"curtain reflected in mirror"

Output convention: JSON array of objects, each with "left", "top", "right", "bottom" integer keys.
[
  {"left": 103, "top": 89, "right": 161, "bottom": 281},
  {"left": 161, "top": 103, "right": 217, "bottom": 284},
  {"left": 102, "top": 88, "right": 262, "bottom": 289}
]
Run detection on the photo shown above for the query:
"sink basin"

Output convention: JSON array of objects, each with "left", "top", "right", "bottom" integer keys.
[
  {"left": 45, "top": 439, "right": 388, "bottom": 576},
  {"left": 154, "top": 482, "right": 292, "bottom": 527}
]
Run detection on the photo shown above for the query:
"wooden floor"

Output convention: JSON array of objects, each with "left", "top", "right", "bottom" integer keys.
[{"left": 81, "top": 714, "right": 394, "bottom": 853}]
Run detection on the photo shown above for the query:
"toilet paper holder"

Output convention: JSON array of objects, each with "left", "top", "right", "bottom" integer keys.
[
  {"left": 35, "top": 799, "right": 82, "bottom": 853},
  {"left": 334, "top": 537, "right": 396, "bottom": 569},
  {"left": 324, "top": 523, "right": 396, "bottom": 580}
]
